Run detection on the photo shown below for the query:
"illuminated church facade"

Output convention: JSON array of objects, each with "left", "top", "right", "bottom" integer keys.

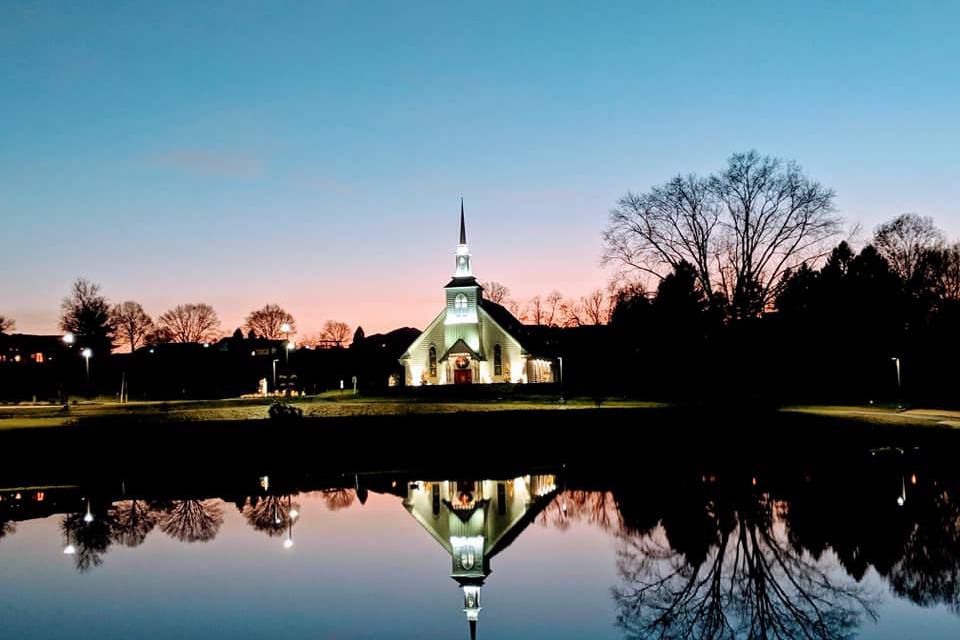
[{"left": 399, "top": 202, "right": 555, "bottom": 385}]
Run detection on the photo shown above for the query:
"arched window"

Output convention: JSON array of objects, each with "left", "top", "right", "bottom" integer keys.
[
  {"left": 454, "top": 293, "right": 468, "bottom": 315},
  {"left": 493, "top": 344, "right": 502, "bottom": 376},
  {"left": 428, "top": 345, "right": 437, "bottom": 377}
]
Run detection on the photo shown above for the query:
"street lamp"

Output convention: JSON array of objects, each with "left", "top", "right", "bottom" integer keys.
[
  {"left": 61, "top": 333, "right": 75, "bottom": 406},
  {"left": 272, "top": 358, "right": 279, "bottom": 392},
  {"left": 81, "top": 348, "right": 92, "bottom": 380},
  {"left": 891, "top": 357, "right": 901, "bottom": 409},
  {"left": 558, "top": 356, "right": 564, "bottom": 403}
]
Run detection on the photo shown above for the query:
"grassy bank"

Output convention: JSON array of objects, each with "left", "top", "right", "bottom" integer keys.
[{"left": 0, "top": 393, "right": 664, "bottom": 430}]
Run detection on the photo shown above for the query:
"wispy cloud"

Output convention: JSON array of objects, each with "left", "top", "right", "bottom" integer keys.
[{"left": 154, "top": 148, "right": 263, "bottom": 178}]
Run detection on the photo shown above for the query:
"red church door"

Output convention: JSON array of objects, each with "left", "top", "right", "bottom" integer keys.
[{"left": 454, "top": 369, "right": 473, "bottom": 385}]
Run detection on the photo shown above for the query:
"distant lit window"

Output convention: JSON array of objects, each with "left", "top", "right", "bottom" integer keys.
[
  {"left": 31, "top": 353, "right": 44, "bottom": 363},
  {"left": 428, "top": 346, "right": 437, "bottom": 377},
  {"left": 494, "top": 344, "right": 502, "bottom": 376},
  {"left": 455, "top": 293, "right": 468, "bottom": 315}
]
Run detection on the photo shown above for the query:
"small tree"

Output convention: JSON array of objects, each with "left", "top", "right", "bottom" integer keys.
[
  {"left": 581, "top": 289, "right": 609, "bottom": 325},
  {"left": 60, "top": 278, "right": 114, "bottom": 354},
  {"left": 481, "top": 281, "right": 511, "bottom": 304},
  {"left": 110, "top": 301, "right": 154, "bottom": 352},
  {"left": 244, "top": 304, "right": 296, "bottom": 340},
  {"left": 0, "top": 315, "right": 14, "bottom": 334},
  {"left": 320, "top": 320, "right": 351, "bottom": 347},
  {"left": 351, "top": 326, "right": 366, "bottom": 346},
  {"left": 157, "top": 304, "right": 221, "bottom": 343}
]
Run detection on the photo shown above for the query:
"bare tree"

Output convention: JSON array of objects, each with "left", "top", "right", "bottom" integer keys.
[
  {"left": 0, "top": 316, "right": 14, "bottom": 334},
  {"left": 873, "top": 214, "right": 945, "bottom": 283},
  {"left": 110, "top": 301, "right": 154, "bottom": 352},
  {"left": 581, "top": 289, "right": 608, "bottom": 325},
  {"left": 544, "top": 290, "right": 563, "bottom": 326},
  {"left": 604, "top": 151, "right": 840, "bottom": 319},
  {"left": 558, "top": 298, "right": 583, "bottom": 327},
  {"left": 481, "top": 281, "right": 511, "bottom": 304},
  {"left": 320, "top": 320, "right": 351, "bottom": 347},
  {"left": 244, "top": 304, "right": 296, "bottom": 340},
  {"left": 526, "top": 296, "right": 546, "bottom": 325},
  {"left": 157, "top": 304, "right": 221, "bottom": 343}
]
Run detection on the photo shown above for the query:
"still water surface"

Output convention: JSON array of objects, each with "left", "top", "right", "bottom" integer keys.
[{"left": 2, "top": 454, "right": 960, "bottom": 639}]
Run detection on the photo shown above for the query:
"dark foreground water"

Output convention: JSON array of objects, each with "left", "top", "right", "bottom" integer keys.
[{"left": 3, "top": 454, "right": 960, "bottom": 639}]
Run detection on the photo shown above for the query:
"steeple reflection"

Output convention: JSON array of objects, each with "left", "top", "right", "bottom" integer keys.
[{"left": 402, "top": 475, "right": 559, "bottom": 639}]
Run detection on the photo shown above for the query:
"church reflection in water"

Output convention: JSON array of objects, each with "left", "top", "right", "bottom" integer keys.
[
  {"left": 3, "top": 449, "right": 960, "bottom": 639},
  {"left": 402, "top": 475, "right": 558, "bottom": 639}
]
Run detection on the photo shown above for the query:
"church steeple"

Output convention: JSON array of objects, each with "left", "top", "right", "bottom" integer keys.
[{"left": 455, "top": 199, "right": 472, "bottom": 278}]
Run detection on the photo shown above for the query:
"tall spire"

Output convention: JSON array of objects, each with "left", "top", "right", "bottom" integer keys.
[{"left": 459, "top": 198, "right": 467, "bottom": 245}]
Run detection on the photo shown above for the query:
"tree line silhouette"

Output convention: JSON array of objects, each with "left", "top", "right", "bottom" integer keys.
[{"left": 1, "top": 150, "right": 956, "bottom": 403}]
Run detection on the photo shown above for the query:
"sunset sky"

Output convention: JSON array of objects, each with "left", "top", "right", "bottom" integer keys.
[{"left": 2, "top": 1, "right": 958, "bottom": 336}]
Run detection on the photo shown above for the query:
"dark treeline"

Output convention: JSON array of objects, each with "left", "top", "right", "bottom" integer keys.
[{"left": 599, "top": 214, "right": 960, "bottom": 406}]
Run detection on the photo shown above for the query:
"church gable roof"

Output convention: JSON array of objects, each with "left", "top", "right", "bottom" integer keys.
[{"left": 440, "top": 337, "right": 484, "bottom": 362}]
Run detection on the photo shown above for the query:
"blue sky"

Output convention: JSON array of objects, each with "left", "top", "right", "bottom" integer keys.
[{"left": 2, "top": 1, "right": 958, "bottom": 335}]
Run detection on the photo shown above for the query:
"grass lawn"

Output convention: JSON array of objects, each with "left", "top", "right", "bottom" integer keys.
[
  {"left": 0, "top": 394, "right": 665, "bottom": 430},
  {"left": 780, "top": 404, "right": 960, "bottom": 429}
]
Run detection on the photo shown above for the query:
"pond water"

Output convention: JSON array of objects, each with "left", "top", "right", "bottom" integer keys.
[{"left": 2, "top": 450, "right": 960, "bottom": 639}]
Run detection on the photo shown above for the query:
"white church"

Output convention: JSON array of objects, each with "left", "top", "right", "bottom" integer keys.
[{"left": 399, "top": 202, "right": 556, "bottom": 386}]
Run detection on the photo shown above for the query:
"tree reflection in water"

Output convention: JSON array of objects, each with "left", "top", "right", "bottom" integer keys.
[
  {"left": 321, "top": 488, "right": 355, "bottom": 511},
  {"left": 159, "top": 500, "right": 224, "bottom": 543},
  {"left": 242, "top": 495, "right": 300, "bottom": 537},
  {"left": 888, "top": 488, "right": 960, "bottom": 614},
  {"left": 111, "top": 500, "right": 160, "bottom": 547},
  {"left": 0, "top": 520, "right": 14, "bottom": 542},
  {"left": 61, "top": 508, "right": 119, "bottom": 573},
  {"left": 612, "top": 495, "right": 878, "bottom": 640}
]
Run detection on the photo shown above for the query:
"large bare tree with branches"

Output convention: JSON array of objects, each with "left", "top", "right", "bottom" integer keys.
[
  {"left": 604, "top": 151, "right": 840, "bottom": 319},
  {"left": 157, "top": 303, "right": 221, "bottom": 343},
  {"left": 244, "top": 304, "right": 296, "bottom": 340},
  {"left": 110, "top": 301, "right": 154, "bottom": 352}
]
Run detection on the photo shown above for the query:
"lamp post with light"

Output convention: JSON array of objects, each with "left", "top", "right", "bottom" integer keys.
[
  {"left": 280, "top": 322, "right": 292, "bottom": 365},
  {"left": 891, "top": 357, "right": 902, "bottom": 409},
  {"left": 272, "top": 358, "right": 279, "bottom": 393},
  {"left": 558, "top": 356, "right": 564, "bottom": 403},
  {"left": 61, "top": 333, "right": 75, "bottom": 406}
]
